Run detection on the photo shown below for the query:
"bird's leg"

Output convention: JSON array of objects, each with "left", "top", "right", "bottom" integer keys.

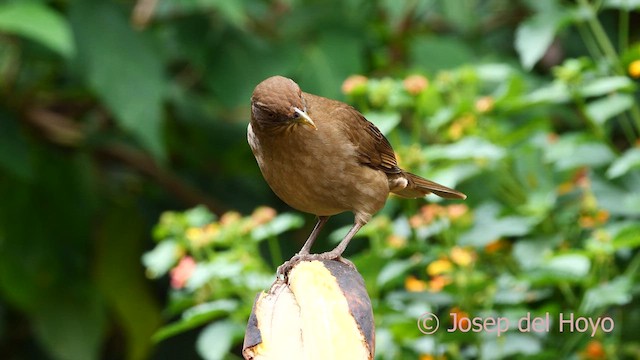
[
  {"left": 276, "top": 216, "right": 330, "bottom": 278},
  {"left": 311, "top": 221, "right": 364, "bottom": 268},
  {"left": 298, "top": 216, "right": 330, "bottom": 255}
]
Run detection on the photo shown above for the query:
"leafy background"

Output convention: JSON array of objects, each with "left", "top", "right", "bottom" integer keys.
[{"left": 1, "top": 0, "right": 640, "bottom": 359}]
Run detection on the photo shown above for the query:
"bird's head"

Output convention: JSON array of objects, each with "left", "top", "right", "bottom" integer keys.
[{"left": 250, "top": 76, "right": 317, "bottom": 131}]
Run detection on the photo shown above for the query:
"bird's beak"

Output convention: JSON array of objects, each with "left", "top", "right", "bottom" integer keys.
[{"left": 294, "top": 107, "right": 317, "bottom": 130}]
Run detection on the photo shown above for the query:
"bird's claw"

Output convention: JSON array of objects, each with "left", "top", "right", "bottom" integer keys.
[{"left": 276, "top": 252, "right": 356, "bottom": 280}]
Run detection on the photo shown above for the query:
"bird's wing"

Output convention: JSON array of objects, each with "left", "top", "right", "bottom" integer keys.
[{"left": 341, "top": 106, "right": 402, "bottom": 175}]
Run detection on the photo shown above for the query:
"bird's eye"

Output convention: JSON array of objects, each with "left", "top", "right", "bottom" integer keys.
[{"left": 292, "top": 111, "right": 300, "bottom": 119}]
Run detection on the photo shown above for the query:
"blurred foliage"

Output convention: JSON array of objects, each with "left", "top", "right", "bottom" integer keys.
[{"left": 1, "top": 0, "right": 640, "bottom": 359}]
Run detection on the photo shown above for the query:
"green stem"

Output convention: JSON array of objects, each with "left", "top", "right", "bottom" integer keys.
[
  {"left": 267, "top": 235, "right": 283, "bottom": 268},
  {"left": 619, "top": 8, "right": 629, "bottom": 54},
  {"left": 628, "top": 104, "right": 640, "bottom": 140},
  {"left": 578, "top": 0, "right": 623, "bottom": 74}
]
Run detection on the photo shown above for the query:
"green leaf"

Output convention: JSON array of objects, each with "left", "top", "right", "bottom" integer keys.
[
  {"left": 581, "top": 276, "right": 632, "bottom": 313},
  {"left": 481, "top": 333, "right": 541, "bottom": 359},
  {"left": 251, "top": 213, "right": 304, "bottom": 242},
  {"left": 95, "top": 204, "right": 162, "bottom": 360},
  {"left": 409, "top": 36, "right": 474, "bottom": 72},
  {"left": 363, "top": 112, "right": 401, "bottom": 135},
  {"left": 515, "top": 13, "right": 561, "bottom": 70},
  {"left": 612, "top": 223, "right": 640, "bottom": 249},
  {"left": 544, "top": 135, "right": 615, "bottom": 170},
  {"left": 0, "top": 2, "right": 74, "bottom": 57},
  {"left": 0, "top": 114, "right": 33, "bottom": 182},
  {"left": 423, "top": 137, "right": 506, "bottom": 162},
  {"left": 70, "top": 0, "right": 165, "bottom": 158},
  {"left": 152, "top": 301, "right": 238, "bottom": 342},
  {"left": 523, "top": 81, "right": 571, "bottom": 104},
  {"left": 32, "top": 290, "right": 106, "bottom": 360},
  {"left": 459, "top": 203, "right": 536, "bottom": 247},
  {"left": 542, "top": 253, "right": 591, "bottom": 279},
  {"left": 298, "top": 32, "right": 365, "bottom": 100},
  {"left": 585, "top": 93, "right": 634, "bottom": 125},
  {"left": 196, "top": 320, "right": 244, "bottom": 360},
  {"left": 377, "top": 259, "right": 414, "bottom": 288},
  {"left": 142, "top": 241, "right": 180, "bottom": 278},
  {"left": 607, "top": 148, "right": 640, "bottom": 178},
  {"left": 603, "top": 0, "right": 640, "bottom": 10},
  {"left": 579, "top": 76, "right": 635, "bottom": 97},
  {"left": 184, "top": 205, "right": 216, "bottom": 227}
]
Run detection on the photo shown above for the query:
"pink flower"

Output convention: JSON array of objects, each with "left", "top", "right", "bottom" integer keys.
[{"left": 170, "top": 256, "right": 196, "bottom": 289}]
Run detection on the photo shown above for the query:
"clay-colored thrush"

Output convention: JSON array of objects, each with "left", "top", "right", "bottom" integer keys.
[{"left": 248, "top": 76, "right": 466, "bottom": 271}]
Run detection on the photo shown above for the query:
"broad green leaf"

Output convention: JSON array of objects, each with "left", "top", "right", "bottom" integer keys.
[
  {"left": 593, "top": 176, "right": 640, "bottom": 216},
  {"left": 542, "top": 253, "right": 591, "bottom": 279},
  {"left": 581, "top": 276, "right": 632, "bottom": 313},
  {"left": 459, "top": 203, "right": 536, "bottom": 247},
  {"left": 298, "top": 32, "right": 365, "bottom": 100},
  {"left": 585, "top": 93, "right": 634, "bottom": 125},
  {"left": 71, "top": 0, "right": 165, "bottom": 158},
  {"left": 579, "top": 76, "right": 634, "bottom": 97},
  {"left": 32, "top": 290, "right": 106, "bottom": 360},
  {"left": 142, "top": 241, "right": 180, "bottom": 278},
  {"left": 409, "top": 36, "right": 474, "bottom": 72},
  {"left": 544, "top": 135, "right": 615, "bottom": 170},
  {"left": 612, "top": 223, "right": 640, "bottom": 249},
  {"left": 196, "top": 320, "right": 244, "bottom": 360},
  {"left": 186, "top": 258, "right": 243, "bottom": 290},
  {"left": 377, "top": 259, "right": 414, "bottom": 288},
  {"left": 184, "top": 205, "right": 216, "bottom": 227},
  {"left": 183, "top": 300, "right": 239, "bottom": 321},
  {"left": 603, "top": 0, "right": 640, "bottom": 10},
  {"left": 152, "top": 301, "right": 238, "bottom": 342},
  {"left": 481, "top": 333, "right": 541, "bottom": 360},
  {"left": 515, "top": 13, "right": 560, "bottom": 70},
  {"left": 363, "top": 112, "right": 401, "bottom": 135},
  {"left": 423, "top": 137, "right": 506, "bottom": 162},
  {"left": 251, "top": 213, "right": 304, "bottom": 242},
  {"left": 95, "top": 204, "right": 161, "bottom": 360},
  {"left": 607, "top": 148, "right": 640, "bottom": 178},
  {"left": 0, "top": 114, "right": 33, "bottom": 182},
  {"left": 523, "top": 81, "right": 570, "bottom": 104},
  {"left": 0, "top": 2, "right": 74, "bottom": 57}
]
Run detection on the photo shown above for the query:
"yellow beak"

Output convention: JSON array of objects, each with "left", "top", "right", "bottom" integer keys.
[{"left": 294, "top": 107, "right": 317, "bottom": 130}]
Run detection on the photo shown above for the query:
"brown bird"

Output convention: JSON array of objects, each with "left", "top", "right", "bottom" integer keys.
[{"left": 248, "top": 76, "right": 466, "bottom": 273}]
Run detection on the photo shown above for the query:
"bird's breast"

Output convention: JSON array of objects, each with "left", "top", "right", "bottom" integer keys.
[{"left": 248, "top": 122, "right": 389, "bottom": 220}]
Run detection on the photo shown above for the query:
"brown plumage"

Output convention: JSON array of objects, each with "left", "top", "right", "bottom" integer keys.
[{"left": 248, "top": 76, "right": 466, "bottom": 272}]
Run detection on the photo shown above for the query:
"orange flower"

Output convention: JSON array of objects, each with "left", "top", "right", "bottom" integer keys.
[
  {"left": 341, "top": 75, "right": 368, "bottom": 95},
  {"left": 485, "top": 239, "right": 507, "bottom": 253},
  {"left": 449, "top": 307, "right": 470, "bottom": 329},
  {"left": 428, "top": 275, "right": 452, "bottom": 292},
  {"left": 581, "top": 340, "right": 605, "bottom": 359},
  {"left": 251, "top": 206, "right": 277, "bottom": 226},
  {"left": 220, "top": 211, "right": 242, "bottom": 226},
  {"left": 405, "top": 275, "right": 428, "bottom": 292},
  {"left": 628, "top": 60, "right": 640, "bottom": 78},
  {"left": 446, "top": 204, "right": 468, "bottom": 220},
  {"left": 403, "top": 74, "right": 429, "bottom": 95},
  {"left": 170, "top": 256, "right": 197, "bottom": 289},
  {"left": 579, "top": 209, "right": 610, "bottom": 229}
]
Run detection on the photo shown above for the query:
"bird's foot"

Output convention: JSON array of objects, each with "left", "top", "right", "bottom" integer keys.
[{"left": 276, "top": 252, "right": 355, "bottom": 280}]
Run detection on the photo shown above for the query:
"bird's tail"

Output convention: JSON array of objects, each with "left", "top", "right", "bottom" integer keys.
[{"left": 391, "top": 172, "right": 467, "bottom": 200}]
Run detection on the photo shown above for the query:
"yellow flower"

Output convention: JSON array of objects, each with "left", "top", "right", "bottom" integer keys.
[
  {"left": 387, "top": 234, "right": 407, "bottom": 249},
  {"left": 628, "top": 60, "right": 640, "bottom": 78},
  {"left": 427, "top": 258, "right": 453, "bottom": 276},
  {"left": 450, "top": 246, "right": 475, "bottom": 267},
  {"left": 220, "top": 211, "right": 241, "bottom": 226},
  {"left": 405, "top": 275, "right": 428, "bottom": 292},
  {"left": 475, "top": 96, "right": 495, "bottom": 113}
]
